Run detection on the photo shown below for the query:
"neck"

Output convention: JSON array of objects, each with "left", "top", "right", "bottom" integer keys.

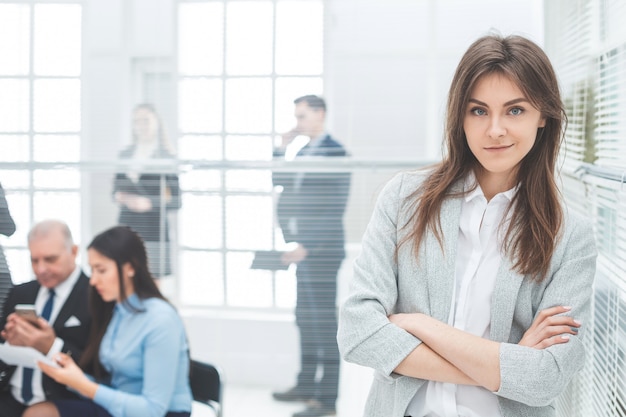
[
  {"left": 474, "top": 168, "right": 516, "bottom": 202},
  {"left": 308, "top": 130, "right": 325, "bottom": 142}
]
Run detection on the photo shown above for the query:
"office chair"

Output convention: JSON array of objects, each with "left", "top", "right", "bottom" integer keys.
[{"left": 190, "top": 359, "right": 223, "bottom": 417}]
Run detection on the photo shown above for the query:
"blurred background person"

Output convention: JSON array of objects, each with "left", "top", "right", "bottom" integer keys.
[
  {"left": 271, "top": 95, "right": 351, "bottom": 417},
  {"left": 0, "top": 182, "right": 16, "bottom": 319},
  {"left": 113, "top": 103, "right": 181, "bottom": 280}
]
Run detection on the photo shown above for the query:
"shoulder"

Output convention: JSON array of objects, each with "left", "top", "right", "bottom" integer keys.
[
  {"left": 546, "top": 207, "right": 597, "bottom": 271},
  {"left": 118, "top": 145, "right": 135, "bottom": 158},
  {"left": 74, "top": 272, "right": 91, "bottom": 290},
  {"left": 143, "top": 298, "right": 182, "bottom": 321},
  {"left": 320, "top": 135, "right": 348, "bottom": 156},
  {"left": 12, "top": 280, "right": 40, "bottom": 292},
  {"left": 560, "top": 208, "right": 596, "bottom": 248},
  {"left": 380, "top": 169, "right": 430, "bottom": 201}
]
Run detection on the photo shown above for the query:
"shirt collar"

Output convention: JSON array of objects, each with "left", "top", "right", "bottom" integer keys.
[{"left": 51, "top": 265, "right": 82, "bottom": 299}]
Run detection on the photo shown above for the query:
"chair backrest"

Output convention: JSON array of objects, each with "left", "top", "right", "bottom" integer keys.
[{"left": 189, "top": 359, "right": 222, "bottom": 417}]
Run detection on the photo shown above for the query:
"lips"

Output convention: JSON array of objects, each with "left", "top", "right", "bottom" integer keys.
[{"left": 485, "top": 144, "right": 514, "bottom": 150}]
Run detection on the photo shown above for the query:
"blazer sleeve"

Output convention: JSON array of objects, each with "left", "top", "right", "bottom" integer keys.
[
  {"left": 0, "top": 183, "right": 16, "bottom": 237},
  {"left": 496, "top": 214, "right": 597, "bottom": 406},
  {"left": 337, "top": 172, "right": 422, "bottom": 376}
]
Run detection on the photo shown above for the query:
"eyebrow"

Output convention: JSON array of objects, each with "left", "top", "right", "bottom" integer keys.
[{"left": 468, "top": 98, "right": 529, "bottom": 107}]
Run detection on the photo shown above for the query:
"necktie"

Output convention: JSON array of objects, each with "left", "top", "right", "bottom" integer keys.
[{"left": 21, "top": 288, "right": 55, "bottom": 404}]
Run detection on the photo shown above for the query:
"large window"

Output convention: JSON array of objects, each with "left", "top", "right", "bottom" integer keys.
[
  {"left": 547, "top": 1, "right": 626, "bottom": 416},
  {"left": 0, "top": 2, "right": 82, "bottom": 284},
  {"left": 176, "top": 0, "right": 324, "bottom": 309}
]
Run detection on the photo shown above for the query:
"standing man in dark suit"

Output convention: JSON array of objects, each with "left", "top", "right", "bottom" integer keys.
[
  {"left": 271, "top": 95, "right": 351, "bottom": 417},
  {"left": 0, "top": 220, "right": 91, "bottom": 417}
]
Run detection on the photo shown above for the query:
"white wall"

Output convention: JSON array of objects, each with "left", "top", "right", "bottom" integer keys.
[{"left": 80, "top": 0, "right": 546, "bottom": 387}]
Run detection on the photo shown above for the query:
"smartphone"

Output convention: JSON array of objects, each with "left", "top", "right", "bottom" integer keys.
[{"left": 15, "top": 304, "right": 39, "bottom": 325}]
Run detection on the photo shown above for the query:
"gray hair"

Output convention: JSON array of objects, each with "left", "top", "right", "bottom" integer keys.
[{"left": 28, "top": 219, "right": 74, "bottom": 250}]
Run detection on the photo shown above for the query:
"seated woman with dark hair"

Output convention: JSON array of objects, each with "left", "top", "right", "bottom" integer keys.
[{"left": 23, "top": 226, "right": 192, "bottom": 417}]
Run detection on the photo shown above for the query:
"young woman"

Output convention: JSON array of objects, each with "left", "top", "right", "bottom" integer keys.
[
  {"left": 113, "top": 103, "right": 181, "bottom": 279},
  {"left": 337, "top": 34, "right": 597, "bottom": 417},
  {"left": 24, "top": 226, "right": 192, "bottom": 417}
]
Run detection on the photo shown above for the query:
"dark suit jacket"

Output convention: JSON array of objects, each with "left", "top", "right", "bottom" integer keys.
[
  {"left": 272, "top": 135, "right": 351, "bottom": 261},
  {"left": 113, "top": 146, "right": 181, "bottom": 242},
  {"left": 0, "top": 272, "right": 91, "bottom": 401},
  {"left": 0, "top": 182, "right": 16, "bottom": 320}
]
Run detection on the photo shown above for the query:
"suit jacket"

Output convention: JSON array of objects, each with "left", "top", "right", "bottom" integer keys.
[
  {"left": 337, "top": 171, "right": 597, "bottom": 417},
  {"left": 0, "top": 271, "right": 91, "bottom": 401},
  {"left": 0, "top": 182, "right": 16, "bottom": 320},
  {"left": 272, "top": 135, "right": 351, "bottom": 260},
  {"left": 113, "top": 146, "right": 181, "bottom": 242}
]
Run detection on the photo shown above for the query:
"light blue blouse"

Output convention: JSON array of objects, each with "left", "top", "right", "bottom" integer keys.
[{"left": 93, "top": 294, "right": 192, "bottom": 417}]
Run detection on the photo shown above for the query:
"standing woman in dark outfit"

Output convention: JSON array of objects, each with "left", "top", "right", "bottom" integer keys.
[
  {"left": 0, "top": 182, "right": 16, "bottom": 319},
  {"left": 113, "top": 103, "right": 181, "bottom": 279}
]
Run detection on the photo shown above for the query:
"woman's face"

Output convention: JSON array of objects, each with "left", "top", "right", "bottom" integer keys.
[
  {"left": 463, "top": 73, "right": 546, "bottom": 193},
  {"left": 88, "top": 248, "right": 134, "bottom": 302},
  {"left": 132, "top": 108, "right": 159, "bottom": 144}
]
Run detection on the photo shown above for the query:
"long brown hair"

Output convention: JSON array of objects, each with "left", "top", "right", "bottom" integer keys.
[
  {"left": 79, "top": 226, "right": 167, "bottom": 379},
  {"left": 402, "top": 34, "right": 566, "bottom": 281}
]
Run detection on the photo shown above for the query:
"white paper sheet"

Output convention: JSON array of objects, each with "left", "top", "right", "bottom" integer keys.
[{"left": 0, "top": 343, "right": 60, "bottom": 368}]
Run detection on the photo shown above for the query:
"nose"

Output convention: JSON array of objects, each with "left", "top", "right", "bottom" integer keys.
[
  {"left": 33, "top": 261, "right": 47, "bottom": 276},
  {"left": 487, "top": 117, "right": 506, "bottom": 139}
]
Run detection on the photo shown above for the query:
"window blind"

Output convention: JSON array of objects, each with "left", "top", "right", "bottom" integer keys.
[{"left": 546, "top": 1, "right": 626, "bottom": 416}]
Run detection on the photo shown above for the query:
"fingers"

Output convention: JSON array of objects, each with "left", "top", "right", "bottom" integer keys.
[
  {"left": 520, "top": 305, "right": 582, "bottom": 349},
  {"left": 54, "top": 352, "right": 74, "bottom": 367},
  {"left": 534, "top": 306, "right": 581, "bottom": 332},
  {"left": 36, "top": 317, "right": 51, "bottom": 329},
  {"left": 38, "top": 360, "right": 54, "bottom": 372},
  {"left": 534, "top": 334, "right": 573, "bottom": 349}
]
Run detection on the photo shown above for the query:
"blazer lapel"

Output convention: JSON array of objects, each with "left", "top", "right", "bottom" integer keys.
[
  {"left": 53, "top": 272, "right": 86, "bottom": 329},
  {"left": 490, "top": 258, "right": 524, "bottom": 342},
  {"left": 426, "top": 196, "right": 461, "bottom": 322}
]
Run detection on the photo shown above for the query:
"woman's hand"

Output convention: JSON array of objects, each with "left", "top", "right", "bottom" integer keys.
[
  {"left": 38, "top": 353, "right": 98, "bottom": 399},
  {"left": 281, "top": 244, "right": 308, "bottom": 265},
  {"left": 388, "top": 313, "right": 416, "bottom": 332},
  {"left": 519, "top": 306, "right": 581, "bottom": 349},
  {"left": 116, "top": 192, "right": 152, "bottom": 212}
]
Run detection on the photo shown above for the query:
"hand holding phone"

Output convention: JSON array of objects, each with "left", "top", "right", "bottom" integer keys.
[{"left": 15, "top": 304, "right": 39, "bottom": 326}]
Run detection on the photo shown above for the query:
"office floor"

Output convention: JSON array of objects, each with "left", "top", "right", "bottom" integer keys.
[{"left": 192, "top": 362, "right": 372, "bottom": 417}]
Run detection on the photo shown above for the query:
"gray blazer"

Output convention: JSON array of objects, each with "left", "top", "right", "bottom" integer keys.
[{"left": 337, "top": 171, "right": 597, "bottom": 417}]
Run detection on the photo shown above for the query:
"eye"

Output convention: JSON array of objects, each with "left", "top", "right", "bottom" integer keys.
[
  {"left": 509, "top": 107, "right": 524, "bottom": 116},
  {"left": 470, "top": 107, "right": 487, "bottom": 116}
]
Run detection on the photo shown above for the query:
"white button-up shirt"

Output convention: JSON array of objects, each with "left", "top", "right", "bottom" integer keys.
[{"left": 406, "top": 177, "right": 516, "bottom": 417}]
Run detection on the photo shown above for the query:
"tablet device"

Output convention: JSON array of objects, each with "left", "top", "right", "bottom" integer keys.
[{"left": 251, "top": 251, "right": 289, "bottom": 271}]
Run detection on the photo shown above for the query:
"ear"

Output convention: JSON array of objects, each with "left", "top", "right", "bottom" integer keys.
[{"left": 122, "top": 262, "right": 135, "bottom": 280}]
